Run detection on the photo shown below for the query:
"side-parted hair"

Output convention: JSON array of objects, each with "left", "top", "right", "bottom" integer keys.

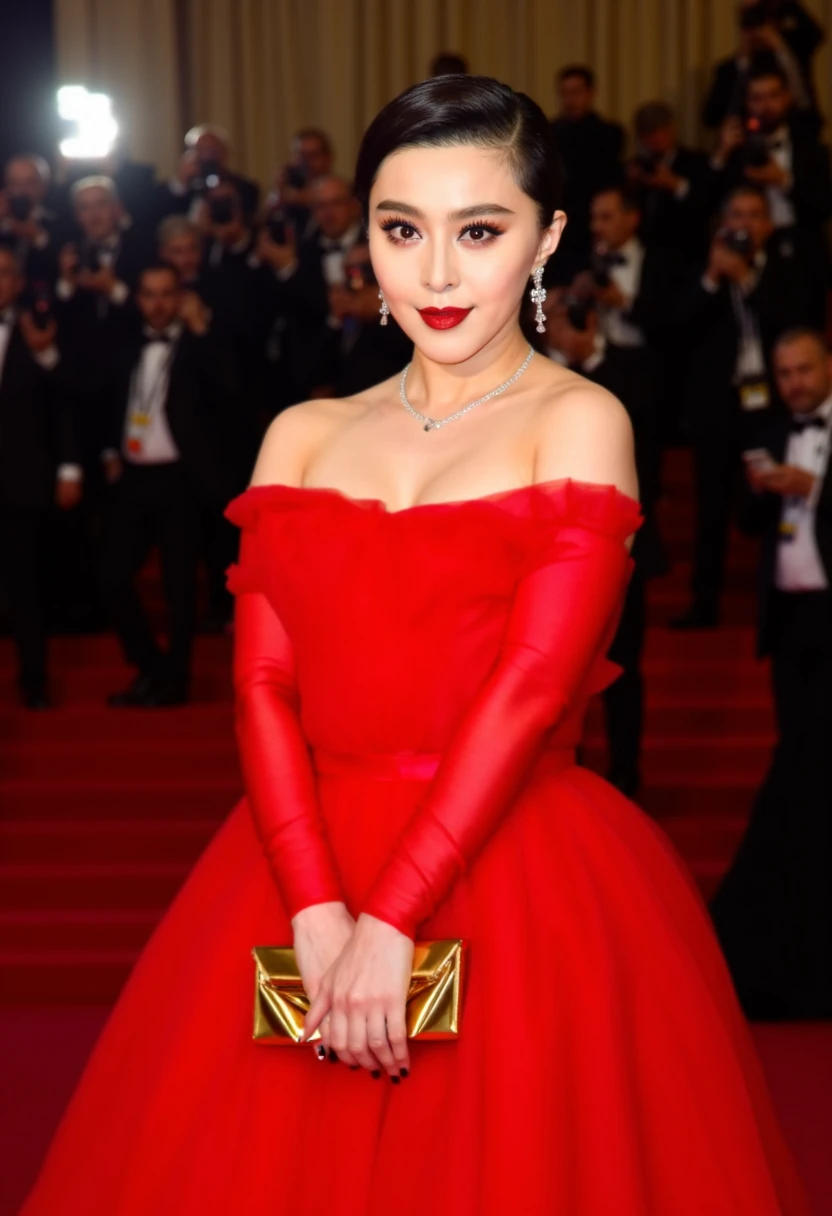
[{"left": 354, "top": 75, "right": 561, "bottom": 229}]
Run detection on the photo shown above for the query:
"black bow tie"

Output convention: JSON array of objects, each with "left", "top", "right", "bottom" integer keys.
[
  {"left": 320, "top": 238, "right": 346, "bottom": 253},
  {"left": 142, "top": 329, "right": 174, "bottom": 345},
  {"left": 789, "top": 415, "right": 826, "bottom": 433}
]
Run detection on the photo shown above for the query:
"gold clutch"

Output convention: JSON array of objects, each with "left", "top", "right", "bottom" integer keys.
[{"left": 252, "top": 939, "right": 466, "bottom": 1044}]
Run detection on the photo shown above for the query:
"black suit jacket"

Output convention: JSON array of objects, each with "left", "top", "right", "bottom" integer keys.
[
  {"left": 549, "top": 112, "right": 624, "bottom": 261},
  {"left": 0, "top": 326, "right": 78, "bottom": 510},
  {"left": 154, "top": 171, "right": 261, "bottom": 226},
  {"left": 635, "top": 147, "right": 717, "bottom": 263},
  {"left": 677, "top": 239, "right": 814, "bottom": 432},
  {"left": 718, "top": 114, "right": 832, "bottom": 233},
  {"left": 618, "top": 242, "right": 686, "bottom": 348},
  {"left": 104, "top": 330, "right": 238, "bottom": 503},
  {"left": 737, "top": 414, "right": 832, "bottom": 655}
]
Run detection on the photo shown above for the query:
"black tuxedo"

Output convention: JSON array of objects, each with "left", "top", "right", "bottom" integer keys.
[
  {"left": 0, "top": 324, "right": 78, "bottom": 693},
  {"left": 576, "top": 342, "right": 666, "bottom": 792},
  {"left": 711, "top": 409, "right": 832, "bottom": 1020},
  {"left": 100, "top": 329, "right": 237, "bottom": 689},
  {"left": 677, "top": 239, "right": 813, "bottom": 615},
  {"left": 272, "top": 230, "right": 362, "bottom": 402},
  {"left": 154, "top": 171, "right": 260, "bottom": 226},
  {"left": 548, "top": 112, "right": 624, "bottom": 280},
  {"left": 634, "top": 147, "right": 716, "bottom": 263}
]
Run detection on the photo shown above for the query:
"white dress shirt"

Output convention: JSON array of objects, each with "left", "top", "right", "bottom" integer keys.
[
  {"left": 775, "top": 395, "right": 831, "bottom": 592},
  {"left": 765, "top": 125, "right": 796, "bottom": 230},
  {"left": 598, "top": 237, "right": 646, "bottom": 348},
  {"left": 122, "top": 324, "right": 183, "bottom": 465}
]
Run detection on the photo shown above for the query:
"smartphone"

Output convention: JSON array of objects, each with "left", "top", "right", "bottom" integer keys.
[{"left": 741, "top": 448, "right": 777, "bottom": 474}]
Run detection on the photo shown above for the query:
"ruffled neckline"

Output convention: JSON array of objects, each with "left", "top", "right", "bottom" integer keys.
[{"left": 227, "top": 476, "right": 642, "bottom": 525}]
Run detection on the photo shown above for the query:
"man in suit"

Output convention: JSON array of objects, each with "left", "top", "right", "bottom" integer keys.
[
  {"left": 710, "top": 326, "right": 832, "bottom": 1019},
  {"left": 257, "top": 175, "right": 363, "bottom": 402},
  {"left": 548, "top": 65, "right": 624, "bottom": 283},
  {"left": 0, "top": 245, "right": 82, "bottom": 707},
  {"left": 155, "top": 125, "right": 259, "bottom": 226},
  {"left": 671, "top": 185, "right": 813, "bottom": 628},
  {"left": 626, "top": 102, "right": 714, "bottom": 265},
  {"left": 712, "top": 59, "right": 832, "bottom": 325},
  {"left": 99, "top": 263, "right": 236, "bottom": 707},
  {"left": 543, "top": 293, "right": 664, "bottom": 797},
  {"left": 0, "top": 154, "right": 61, "bottom": 281},
  {"left": 703, "top": 1, "right": 824, "bottom": 129}
]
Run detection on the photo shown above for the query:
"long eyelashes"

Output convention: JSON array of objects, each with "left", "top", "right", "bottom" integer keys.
[{"left": 379, "top": 216, "right": 504, "bottom": 246}]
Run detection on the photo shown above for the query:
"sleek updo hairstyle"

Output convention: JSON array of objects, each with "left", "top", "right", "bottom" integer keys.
[{"left": 354, "top": 75, "right": 562, "bottom": 231}]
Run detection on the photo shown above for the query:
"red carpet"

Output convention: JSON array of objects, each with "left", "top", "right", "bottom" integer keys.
[{"left": 1, "top": 448, "right": 830, "bottom": 1213}]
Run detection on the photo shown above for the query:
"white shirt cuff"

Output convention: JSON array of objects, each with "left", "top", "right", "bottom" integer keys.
[
  {"left": 581, "top": 333, "right": 608, "bottom": 373},
  {"left": 57, "top": 464, "right": 83, "bottom": 482},
  {"left": 701, "top": 273, "right": 720, "bottom": 294},
  {"left": 276, "top": 261, "right": 299, "bottom": 281},
  {"left": 34, "top": 345, "right": 60, "bottom": 371},
  {"left": 807, "top": 470, "right": 825, "bottom": 512},
  {"left": 168, "top": 178, "right": 188, "bottom": 196},
  {"left": 109, "top": 280, "right": 129, "bottom": 306},
  {"left": 56, "top": 278, "right": 75, "bottom": 301}
]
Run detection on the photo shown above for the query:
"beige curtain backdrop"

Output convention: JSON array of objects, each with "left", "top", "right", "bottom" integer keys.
[{"left": 55, "top": 0, "right": 832, "bottom": 186}]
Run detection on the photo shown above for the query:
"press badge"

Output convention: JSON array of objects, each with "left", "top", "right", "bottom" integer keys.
[
  {"left": 777, "top": 519, "right": 797, "bottom": 543},
  {"left": 738, "top": 379, "right": 770, "bottom": 412},
  {"left": 124, "top": 409, "right": 151, "bottom": 456}
]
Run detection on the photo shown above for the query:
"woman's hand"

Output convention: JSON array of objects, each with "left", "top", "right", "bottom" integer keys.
[
  {"left": 292, "top": 901, "right": 356, "bottom": 1060},
  {"left": 300, "top": 912, "right": 414, "bottom": 1078}
]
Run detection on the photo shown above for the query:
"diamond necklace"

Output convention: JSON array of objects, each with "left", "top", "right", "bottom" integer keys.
[{"left": 399, "top": 345, "right": 535, "bottom": 432}]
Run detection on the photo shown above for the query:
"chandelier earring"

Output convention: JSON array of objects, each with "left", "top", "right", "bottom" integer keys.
[
  {"left": 378, "top": 289, "right": 389, "bottom": 326},
  {"left": 530, "top": 266, "right": 546, "bottom": 334}
]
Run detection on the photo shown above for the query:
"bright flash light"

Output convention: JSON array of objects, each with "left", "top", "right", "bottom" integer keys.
[{"left": 57, "top": 85, "right": 119, "bottom": 159}]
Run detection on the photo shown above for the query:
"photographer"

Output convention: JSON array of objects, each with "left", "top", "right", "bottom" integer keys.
[
  {"left": 627, "top": 102, "right": 713, "bottom": 264},
  {"left": 711, "top": 327, "right": 832, "bottom": 1020},
  {"left": 0, "top": 155, "right": 59, "bottom": 280},
  {"left": 672, "top": 186, "right": 813, "bottom": 628},
  {"left": 257, "top": 175, "right": 362, "bottom": 401},
  {"left": 712, "top": 60, "right": 832, "bottom": 325},
  {"left": 155, "top": 124, "right": 259, "bottom": 226},
  {"left": 0, "top": 245, "right": 82, "bottom": 708},
  {"left": 703, "top": 1, "right": 824, "bottom": 129},
  {"left": 331, "top": 243, "right": 413, "bottom": 396},
  {"left": 261, "top": 128, "right": 335, "bottom": 240}
]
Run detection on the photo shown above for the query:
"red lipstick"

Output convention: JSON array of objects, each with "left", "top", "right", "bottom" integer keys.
[{"left": 417, "top": 307, "right": 473, "bottom": 330}]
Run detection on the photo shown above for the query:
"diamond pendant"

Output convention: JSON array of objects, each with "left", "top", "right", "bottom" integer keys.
[{"left": 424, "top": 419, "right": 434, "bottom": 432}]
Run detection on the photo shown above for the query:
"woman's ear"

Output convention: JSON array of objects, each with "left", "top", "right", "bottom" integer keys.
[{"left": 536, "top": 210, "right": 567, "bottom": 265}]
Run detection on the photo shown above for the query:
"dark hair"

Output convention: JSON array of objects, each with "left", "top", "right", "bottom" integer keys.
[
  {"left": 774, "top": 326, "right": 830, "bottom": 357},
  {"left": 138, "top": 261, "right": 181, "bottom": 288},
  {"left": 294, "top": 126, "right": 333, "bottom": 155},
  {"left": 558, "top": 64, "right": 595, "bottom": 90},
  {"left": 747, "top": 54, "right": 789, "bottom": 89},
  {"left": 722, "top": 183, "right": 770, "bottom": 215},
  {"left": 634, "top": 101, "right": 675, "bottom": 137},
  {"left": 354, "top": 75, "right": 561, "bottom": 228},
  {"left": 593, "top": 182, "right": 641, "bottom": 212},
  {"left": 430, "top": 51, "right": 468, "bottom": 76}
]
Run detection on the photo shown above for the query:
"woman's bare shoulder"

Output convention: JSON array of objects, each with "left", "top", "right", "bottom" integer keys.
[
  {"left": 530, "top": 365, "right": 638, "bottom": 502},
  {"left": 249, "top": 376, "right": 400, "bottom": 488}
]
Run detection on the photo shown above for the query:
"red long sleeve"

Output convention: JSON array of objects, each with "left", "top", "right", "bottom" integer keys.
[
  {"left": 228, "top": 526, "right": 345, "bottom": 919},
  {"left": 361, "top": 494, "right": 641, "bottom": 939}
]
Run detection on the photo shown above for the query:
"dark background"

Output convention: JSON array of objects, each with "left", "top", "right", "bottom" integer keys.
[{"left": 0, "top": 0, "right": 56, "bottom": 165}]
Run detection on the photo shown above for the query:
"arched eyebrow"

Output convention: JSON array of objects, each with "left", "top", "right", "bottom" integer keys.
[{"left": 375, "top": 200, "right": 515, "bottom": 219}]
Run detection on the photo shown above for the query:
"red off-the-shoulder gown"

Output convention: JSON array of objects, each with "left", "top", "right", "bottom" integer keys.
[{"left": 22, "top": 479, "right": 810, "bottom": 1215}]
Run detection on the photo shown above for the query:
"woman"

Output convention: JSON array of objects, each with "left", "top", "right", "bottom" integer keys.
[{"left": 23, "top": 76, "right": 809, "bottom": 1214}]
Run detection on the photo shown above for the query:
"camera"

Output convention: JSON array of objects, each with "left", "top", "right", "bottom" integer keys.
[
  {"left": 191, "top": 157, "right": 223, "bottom": 194},
  {"left": 589, "top": 248, "right": 621, "bottom": 289},
  {"left": 266, "top": 211, "right": 289, "bottom": 245},
  {"left": 8, "top": 194, "right": 33, "bottom": 222},
  {"left": 742, "top": 118, "right": 770, "bottom": 168},
  {"left": 79, "top": 243, "right": 101, "bottom": 273},
  {"left": 208, "top": 196, "right": 235, "bottom": 226},
  {"left": 716, "top": 226, "right": 755, "bottom": 261},
  {"left": 285, "top": 164, "right": 308, "bottom": 191},
  {"left": 563, "top": 294, "right": 595, "bottom": 332}
]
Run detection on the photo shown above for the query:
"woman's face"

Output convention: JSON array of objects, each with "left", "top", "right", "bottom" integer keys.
[{"left": 368, "top": 144, "right": 564, "bottom": 364}]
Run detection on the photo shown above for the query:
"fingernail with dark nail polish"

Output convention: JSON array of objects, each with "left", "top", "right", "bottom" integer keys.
[
  {"left": 328, "top": 1048, "right": 338, "bottom": 1063},
  {"left": 316, "top": 1045, "right": 326, "bottom": 1060},
  {"left": 391, "top": 1074, "right": 401, "bottom": 1085},
  {"left": 371, "top": 1069, "right": 381, "bottom": 1079}
]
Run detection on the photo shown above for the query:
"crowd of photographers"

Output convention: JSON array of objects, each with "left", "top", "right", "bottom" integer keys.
[{"left": 0, "top": 2, "right": 830, "bottom": 741}]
